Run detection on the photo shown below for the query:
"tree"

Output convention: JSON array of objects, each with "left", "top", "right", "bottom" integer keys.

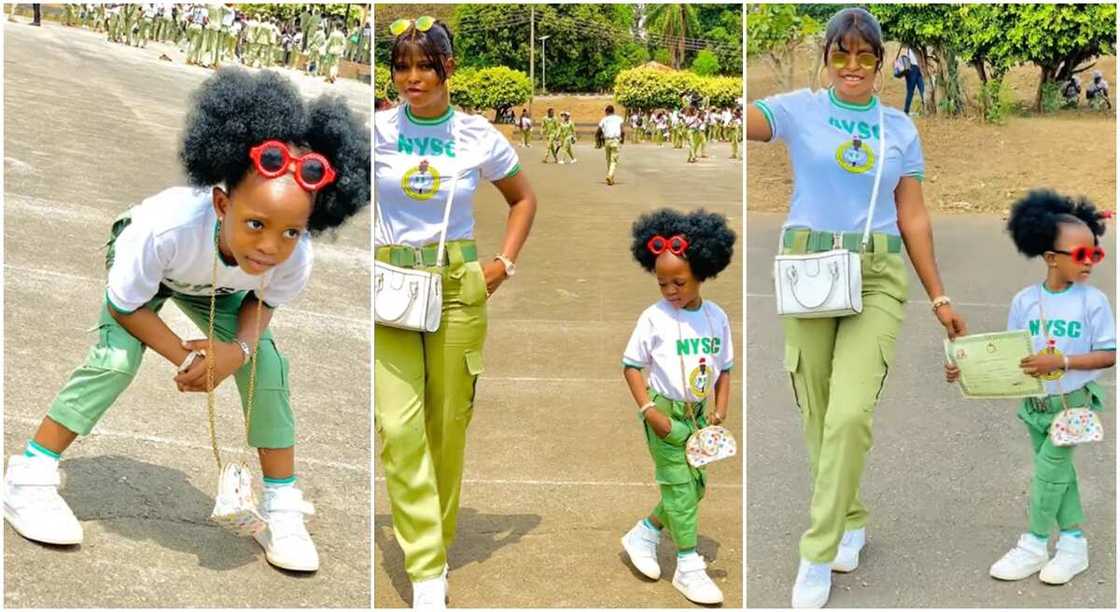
[
  {"left": 872, "top": 4, "right": 965, "bottom": 116},
  {"left": 646, "top": 4, "right": 700, "bottom": 70},
  {"left": 1000, "top": 3, "right": 1117, "bottom": 111},
  {"left": 691, "top": 49, "right": 720, "bottom": 76},
  {"left": 375, "top": 63, "right": 394, "bottom": 101},
  {"left": 450, "top": 66, "right": 532, "bottom": 116},
  {"left": 746, "top": 4, "right": 820, "bottom": 91}
]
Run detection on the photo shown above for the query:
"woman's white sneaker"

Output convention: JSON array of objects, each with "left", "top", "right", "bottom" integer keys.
[
  {"left": 990, "top": 533, "right": 1049, "bottom": 581},
  {"left": 792, "top": 558, "right": 831, "bottom": 608},
  {"left": 830, "top": 527, "right": 865, "bottom": 573},
  {"left": 621, "top": 520, "right": 662, "bottom": 580},
  {"left": 3, "top": 454, "right": 83, "bottom": 545},
  {"left": 1039, "top": 534, "right": 1088, "bottom": 585},
  {"left": 672, "top": 552, "right": 723, "bottom": 604},
  {"left": 412, "top": 575, "right": 448, "bottom": 610},
  {"left": 253, "top": 486, "right": 319, "bottom": 572}
]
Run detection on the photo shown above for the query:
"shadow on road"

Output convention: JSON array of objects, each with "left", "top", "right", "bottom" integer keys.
[
  {"left": 59, "top": 455, "right": 260, "bottom": 571},
  {"left": 375, "top": 507, "right": 542, "bottom": 602}
]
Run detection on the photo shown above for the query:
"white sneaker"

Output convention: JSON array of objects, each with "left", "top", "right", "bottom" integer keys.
[
  {"left": 558, "top": 160, "right": 566, "bottom": 165},
  {"left": 412, "top": 575, "right": 447, "bottom": 610},
  {"left": 1039, "top": 533, "right": 1088, "bottom": 584},
  {"left": 253, "top": 486, "right": 319, "bottom": 572},
  {"left": 672, "top": 552, "right": 723, "bottom": 604},
  {"left": 990, "top": 533, "right": 1049, "bottom": 581},
  {"left": 791, "top": 558, "right": 831, "bottom": 608},
  {"left": 830, "top": 527, "right": 865, "bottom": 573},
  {"left": 621, "top": 520, "right": 661, "bottom": 580},
  {"left": 3, "top": 454, "right": 83, "bottom": 545}
]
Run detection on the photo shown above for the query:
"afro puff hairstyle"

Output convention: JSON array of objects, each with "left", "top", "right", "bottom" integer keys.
[
  {"left": 631, "top": 208, "right": 736, "bottom": 281},
  {"left": 179, "top": 67, "right": 370, "bottom": 235},
  {"left": 1007, "top": 189, "right": 1107, "bottom": 258}
]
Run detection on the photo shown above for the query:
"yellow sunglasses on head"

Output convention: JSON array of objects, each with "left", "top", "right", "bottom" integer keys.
[
  {"left": 829, "top": 50, "right": 878, "bottom": 71},
  {"left": 389, "top": 16, "right": 436, "bottom": 36}
]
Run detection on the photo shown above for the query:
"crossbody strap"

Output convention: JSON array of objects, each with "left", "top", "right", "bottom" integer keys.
[
  {"left": 1037, "top": 285, "right": 1069, "bottom": 406},
  {"left": 860, "top": 101, "right": 887, "bottom": 250}
]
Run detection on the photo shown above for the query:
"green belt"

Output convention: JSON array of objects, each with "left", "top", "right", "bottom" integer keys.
[
  {"left": 376, "top": 240, "right": 478, "bottom": 268},
  {"left": 650, "top": 389, "right": 707, "bottom": 416},
  {"left": 783, "top": 228, "right": 903, "bottom": 254},
  {"left": 1026, "top": 386, "right": 1094, "bottom": 413}
]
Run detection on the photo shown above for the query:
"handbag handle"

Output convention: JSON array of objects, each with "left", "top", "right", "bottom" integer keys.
[{"left": 785, "top": 261, "right": 840, "bottom": 309}]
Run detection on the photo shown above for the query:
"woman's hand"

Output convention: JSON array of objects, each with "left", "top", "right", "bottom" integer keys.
[
  {"left": 945, "top": 362, "right": 960, "bottom": 383},
  {"left": 174, "top": 339, "right": 245, "bottom": 392},
  {"left": 482, "top": 259, "right": 508, "bottom": 298},
  {"left": 1020, "top": 352, "right": 1065, "bottom": 378},
  {"left": 934, "top": 304, "right": 967, "bottom": 340}
]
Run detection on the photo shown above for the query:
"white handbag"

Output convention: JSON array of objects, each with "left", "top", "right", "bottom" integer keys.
[
  {"left": 774, "top": 102, "right": 886, "bottom": 318},
  {"left": 374, "top": 116, "right": 462, "bottom": 333}
]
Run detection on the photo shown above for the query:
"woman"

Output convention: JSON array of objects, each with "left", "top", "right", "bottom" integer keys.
[
  {"left": 746, "top": 8, "right": 967, "bottom": 608},
  {"left": 373, "top": 17, "right": 537, "bottom": 609}
]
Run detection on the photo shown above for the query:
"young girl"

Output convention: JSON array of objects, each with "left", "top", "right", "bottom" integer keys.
[
  {"left": 620, "top": 209, "right": 736, "bottom": 605},
  {"left": 3, "top": 68, "right": 369, "bottom": 573},
  {"left": 947, "top": 190, "right": 1115, "bottom": 586}
]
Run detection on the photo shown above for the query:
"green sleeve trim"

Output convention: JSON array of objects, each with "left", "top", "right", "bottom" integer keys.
[
  {"left": 622, "top": 358, "right": 645, "bottom": 369},
  {"left": 721, "top": 362, "right": 734, "bottom": 372},
  {"left": 504, "top": 163, "right": 521, "bottom": 179},
  {"left": 105, "top": 289, "right": 138, "bottom": 315},
  {"left": 753, "top": 100, "right": 775, "bottom": 133},
  {"left": 1095, "top": 346, "right": 1116, "bottom": 351},
  {"left": 905, "top": 172, "right": 924, "bottom": 183},
  {"left": 664, "top": 419, "right": 691, "bottom": 447}
]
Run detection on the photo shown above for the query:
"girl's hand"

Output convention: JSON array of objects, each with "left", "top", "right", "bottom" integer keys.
[
  {"left": 1020, "top": 353, "right": 1064, "bottom": 378},
  {"left": 710, "top": 406, "right": 727, "bottom": 426},
  {"left": 482, "top": 259, "right": 508, "bottom": 298},
  {"left": 945, "top": 362, "right": 961, "bottom": 383},
  {"left": 174, "top": 339, "right": 245, "bottom": 392},
  {"left": 935, "top": 304, "right": 967, "bottom": 340}
]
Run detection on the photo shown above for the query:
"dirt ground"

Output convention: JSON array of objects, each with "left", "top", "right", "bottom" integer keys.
[
  {"left": 374, "top": 136, "right": 745, "bottom": 607},
  {"left": 747, "top": 45, "right": 1117, "bottom": 214}
]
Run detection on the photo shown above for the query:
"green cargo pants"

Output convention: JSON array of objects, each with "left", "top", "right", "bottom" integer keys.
[
  {"left": 604, "top": 137, "right": 620, "bottom": 181},
  {"left": 1018, "top": 382, "right": 1105, "bottom": 535},
  {"left": 643, "top": 389, "right": 709, "bottom": 551},
  {"left": 374, "top": 240, "right": 488, "bottom": 582},
  {"left": 781, "top": 229, "right": 908, "bottom": 564}
]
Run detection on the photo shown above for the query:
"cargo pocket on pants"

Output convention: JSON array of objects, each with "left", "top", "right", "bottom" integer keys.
[
  {"left": 461, "top": 349, "right": 484, "bottom": 421},
  {"left": 783, "top": 344, "right": 807, "bottom": 419},
  {"left": 871, "top": 335, "right": 896, "bottom": 409}
]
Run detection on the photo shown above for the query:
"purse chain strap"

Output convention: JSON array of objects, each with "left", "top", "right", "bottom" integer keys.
[{"left": 675, "top": 301, "right": 718, "bottom": 430}]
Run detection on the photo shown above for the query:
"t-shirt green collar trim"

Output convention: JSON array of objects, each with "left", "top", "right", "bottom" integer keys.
[
  {"left": 1041, "top": 281, "right": 1075, "bottom": 295},
  {"left": 404, "top": 104, "right": 454, "bottom": 126},
  {"left": 828, "top": 88, "right": 878, "bottom": 112}
]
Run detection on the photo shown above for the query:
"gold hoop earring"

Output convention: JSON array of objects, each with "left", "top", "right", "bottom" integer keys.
[
  {"left": 872, "top": 70, "right": 884, "bottom": 93},
  {"left": 816, "top": 65, "right": 833, "bottom": 91}
]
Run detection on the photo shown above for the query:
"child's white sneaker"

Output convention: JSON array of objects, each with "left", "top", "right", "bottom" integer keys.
[
  {"left": 621, "top": 519, "right": 661, "bottom": 580},
  {"left": 990, "top": 533, "right": 1049, "bottom": 581},
  {"left": 672, "top": 552, "right": 723, "bottom": 604},
  {"left": 792, "top": 558, "right": 831, "bottom": 608},
  {"left": 1039, "top": 533, "right": 1088, "bottom": 584},
  {"left": 412, "top": 575, "right": 448, "bottom": 610},
  {"left": 3, "top": 454, "right": 83, "bottom": 545},
  {"left": 253, "top": 486, "right": 319, "bottom": 572},
  {"left": 830, "top": 527, "right": 866, "bottom": 573}
]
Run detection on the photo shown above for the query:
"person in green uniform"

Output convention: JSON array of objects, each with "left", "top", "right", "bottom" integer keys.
[
  {"left": 376, "top": 17, "right": 537, "bottom": 608},
  {"left": 186, "top": 4, "right": 207, "bottom": 66},
  {"left": 729, "top": 108, "right": 742, "bottom": 160},
  {"left": 323, "top": 19, "right": 347, "bottom": 83},
  {"left": 747, "top": 8, "right": 966, "bottom": 608},
  {"left": 598, "top": 104, "right": 624, "bottom": 185},
  {"left": 517, "top": 108, "right": 533, "bottom": 148},
  {"left": 306, "top": 22, "right": 326, "bottom": 76},
  {"left": 558, "top": 111, "right": 577, "bottom": 164},
  {"left": 541, "top": 107, "right": 559, "bottom": 163},
  {"left": 684, "top": 106, "right": 702, "bottom": 163},
  {"left": 621, "top": 208, "right": 735, "bottom": 606}
]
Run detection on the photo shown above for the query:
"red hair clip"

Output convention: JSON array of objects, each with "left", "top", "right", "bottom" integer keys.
[{"left": 647, "top": 234, "right": 689, "bottom": 256}]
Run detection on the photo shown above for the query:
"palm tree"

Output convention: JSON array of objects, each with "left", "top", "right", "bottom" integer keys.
[{"left": 646, "top": 4, "right": 699, "bottom": 70}]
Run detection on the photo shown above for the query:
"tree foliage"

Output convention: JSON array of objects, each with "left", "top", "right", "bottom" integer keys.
[
  {"left": 613, "top": 67, "right": 740, "bottom": 110},
  {"left": 746, "top": 4, "right": 821, "bottom": 91}
]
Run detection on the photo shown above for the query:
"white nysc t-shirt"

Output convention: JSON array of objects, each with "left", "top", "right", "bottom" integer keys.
[
  {"left": 623, "top": 300, "right": 735, "bottom": 402},
  {"left": 106, "top": 187, "right": 313, "bottom": 313}
]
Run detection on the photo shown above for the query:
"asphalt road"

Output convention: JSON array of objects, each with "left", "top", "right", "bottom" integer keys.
[
  {"left": 746, "top": 212, "right": 1116, "bottom": 608},
  {"left": 373, "top": 137, "right": 745, "bottom": 607},
  {"left": 4, "top": 20, "right": 371, "bottom": 608}
]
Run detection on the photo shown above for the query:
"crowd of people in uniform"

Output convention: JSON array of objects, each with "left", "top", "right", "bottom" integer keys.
[
  {"left": 514, "top": 98, "right": 744, "bottom": 169},
  {"left": 59, "top": 4, "right": 371, "bottom": 83}
]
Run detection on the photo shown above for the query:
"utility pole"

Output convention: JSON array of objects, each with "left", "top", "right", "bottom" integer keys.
[
  {"left": 540, "top": 35, "right": 550, "bottom": 93},
  {"left": 529, "top": 6, "right": 535, "bottom": 116}
]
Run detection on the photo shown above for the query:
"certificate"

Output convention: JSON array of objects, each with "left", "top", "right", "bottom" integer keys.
[{"left": 944, "top": 330, "right": 1045, "bottom": 399}]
